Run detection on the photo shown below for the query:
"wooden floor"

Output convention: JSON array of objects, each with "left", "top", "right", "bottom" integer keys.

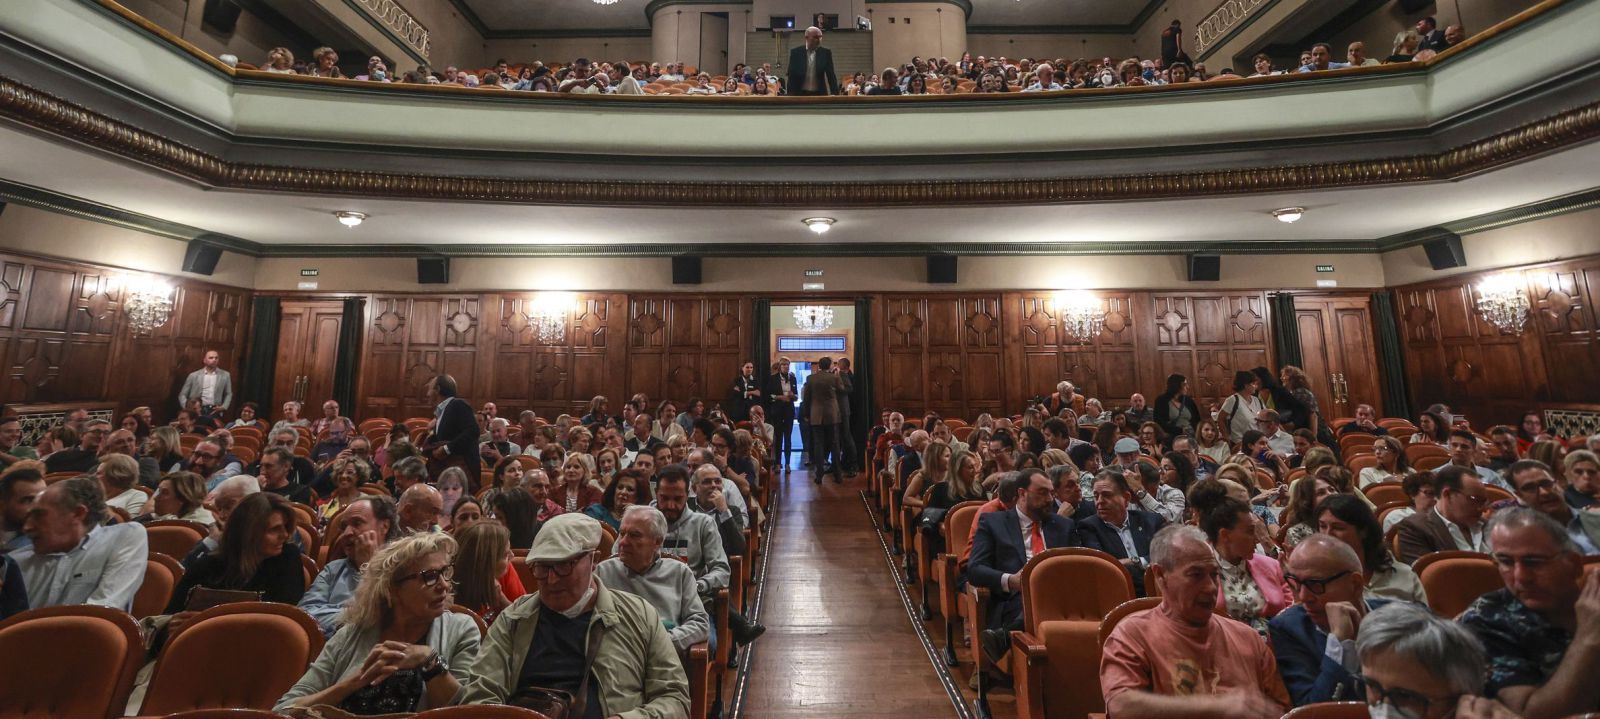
[{"left": 734, "top": 467, "right": 1007, "bottom": 719}]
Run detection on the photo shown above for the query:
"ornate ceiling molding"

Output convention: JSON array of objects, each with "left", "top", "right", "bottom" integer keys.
[{"left": 1, "top": 75, "right": 1598, "bottom": 208}]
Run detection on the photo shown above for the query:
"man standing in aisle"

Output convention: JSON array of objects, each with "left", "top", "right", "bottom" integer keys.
[
  {"left": 786, "top": 26, "right": 839, "bottom": 96},
  {"left": 765, "top": 359, "right": 798, "bottom": 472},
  {"left": 804, "top": 356, "right": 845, "bottom": 483},
  {"left": 178, "top": 349, "right": 232, "bottom": 414}
]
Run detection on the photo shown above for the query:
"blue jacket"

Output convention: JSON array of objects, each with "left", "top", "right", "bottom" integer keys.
[{"left": 1269, "top": 598, "right": 1394, "bottom": 704}]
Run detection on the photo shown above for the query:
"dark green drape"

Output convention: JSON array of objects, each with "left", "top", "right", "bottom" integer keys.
[
  {"left": 333, "top": 297, "right": 365, "bottom": 413},
  {"left": 852, "top": 297, "right": 876, "bottom": 450},
  {"left": 1370, "top": 292, "right": 1413, "bottom": 419},
  {"left": 240, "top": 297, "right": 281, "bottom": 409},
  {"left": 1269, "top": 292, "right": 1303, "bottom": 369},
  {"left": 751, "top": 299, "right": 771, "bottom": 382}
]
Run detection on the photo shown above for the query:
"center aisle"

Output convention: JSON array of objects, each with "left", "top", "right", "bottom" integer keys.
[{"left": 736, "top": 470, "right": 963, "bottom": 718}]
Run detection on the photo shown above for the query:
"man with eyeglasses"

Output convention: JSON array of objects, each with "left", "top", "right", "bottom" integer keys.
[
  {"left": 43, "top": 418, "right": 107, "bottom": 475},
  {"left": 1395, "top": 466, "right": 1489, "bottom": 564},
  {"left": 1356, "top": 602, "right": 1510, "bottom": 719},
  {"left": 595, "top": 505, "right": 709, "bottom": 653},
  {"left": 1269, "top": 534, "right": 1394, "bottom": 705},
  {"left": 459, "top": 512, "right": 691, "bottom": 716},
  {"left": 182, "top": 437, "right": 231, "bottom": 491},
  {"left": 300, "top": 495, "right": 399, "bottom": 637},
  {"left": 1254, "top": 410, "right": 1296, "bottom": 457},
  {"left": 1460, "top": 507, "right": 1600, "bottom": 717},
  {"left": 1505, "top": 460, "right": 1575, "bottom": 528}
]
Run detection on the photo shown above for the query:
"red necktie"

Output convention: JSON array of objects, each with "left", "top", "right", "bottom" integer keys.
[{"left": 1030, "top": 522, "right": 1046, "bottom": 555}]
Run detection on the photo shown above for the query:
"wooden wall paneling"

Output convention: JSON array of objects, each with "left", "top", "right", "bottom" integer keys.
[
  {"left": 1006, "top": 291, "right": 1140, "bottom": 413},
  {"left": 1146, "top": 292, "right": 1270, "bottom": 413},
  {"left": 493, "top": 293, "right": 627, "bottom": 418},
  {"left": 1528, "top": 267, "right": 1600, "bottom": 403},
  {"left": 627, "top": 295, "right": 749, "bottom": 412},
  {"left": 880, "top": 294, "right": 1005, "bottom": 421},
  {"left": 1291, "top": 295, "right": 1384, "bottom": 418}
]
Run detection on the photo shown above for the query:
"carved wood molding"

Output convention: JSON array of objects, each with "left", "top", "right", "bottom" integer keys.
[{"left": 3, "top": 75, "right": 1599, "bottom": 208}]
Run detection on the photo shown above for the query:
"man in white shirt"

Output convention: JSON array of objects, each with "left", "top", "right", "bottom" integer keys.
[
  {"left": 1022, "top": 63, "right": 1063, "bottom": 92},
  {"left": 611, "top": 60, "right": 643, "bottom": 95},
  {"left": 558, "top": 58, "right": 604, "bottom": 94},
  {"left": 1255, "top": 410, "right": 1297, "bottom": 456},
  {"left": 12, "top": 476, "right": 147, "bottom": 609},
  {"left": 178, "top": 349, "right": 232, "bottom": 412},
  {"left": 1347, "top": 41, "right": 1380, "bottom": 67}
]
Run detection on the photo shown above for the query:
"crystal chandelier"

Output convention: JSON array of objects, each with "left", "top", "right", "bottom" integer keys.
[
  {"left": 529, "top": 293, "right": 570, "bottom": 344},
  {"left": 592, "top": 0, "right": 618, "bottom": 5},
  {"left": 123, "top": 276, "right": 174, "bottom": 336},
  {"left": 1055, "top": 290, "right": 1105, "bottom": 344},
  {"left": 792, "top": 305, "right": 833, "bottom": 333},
  {"left": 1475, "top": 274, "right": 1530, "bottom": 335}
]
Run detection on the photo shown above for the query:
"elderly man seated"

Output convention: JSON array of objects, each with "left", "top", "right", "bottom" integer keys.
[
  {"left": 1100, "top": 525, "right": 1290, "bottom": 719},
  {"left": 11, "top": 476, "right": 147, "bottom": 610},
  {"left": 299, "top": 495, "right": 400, "bottom": 636},
  {"left": 182, "top": 474, "right": 259, "bottom": 568},
  {"left": 596, "top": 505, "right": 710, "bottom": 653},
  {"left": 1268, "top": 534, "right": 1394, "bottom": 705},
  {"left": 458, "top": 512, "right": 691, "bottom": 717},
  {"left": 1460, "top": 507, "right": 1600, "bottom": 717},
  {"left": 397, "top": 483, "right": 444, "bottom": 534},
  {"left": 1358, "top": 602, "right": 1517, "bottom": 719}
]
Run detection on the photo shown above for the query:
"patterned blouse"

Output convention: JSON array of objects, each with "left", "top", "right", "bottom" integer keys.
[
  {"left": 1459, "top": 588, "right": 1573, "bottom": 698},
  {"left": 1216, "top": 553, "right": 1269, "bottom": 636},
  {"left": 1283, "top": 522, "right": 1317, "bottom": 549}
]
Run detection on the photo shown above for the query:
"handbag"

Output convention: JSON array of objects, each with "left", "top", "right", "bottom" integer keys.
[{"left": 509, "top": 617, "right": 606, "bottom": 719}]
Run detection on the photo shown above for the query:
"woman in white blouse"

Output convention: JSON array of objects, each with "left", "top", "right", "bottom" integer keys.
[
  {"left": 1358, "top": 435, "right": 1413, "bottom": 488},
  {"left": 1195, "top": 419, "right": 1233, "bottom": 466}
]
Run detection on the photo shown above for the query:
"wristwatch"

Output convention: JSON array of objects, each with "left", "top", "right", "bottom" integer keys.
[{"left": 419, "top": 651, "right": 447, "bottom": 681}]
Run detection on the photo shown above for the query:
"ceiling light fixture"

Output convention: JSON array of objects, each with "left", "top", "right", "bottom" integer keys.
[
  {"left": 802, "top": 217, "right": 835, "bottom": 235},
  {"left": 335, "top": 211, "right": 367, "bottom": 227},
  {"left": 1272, "top": 207, "right": 1305, "bottom": 223},
  {"left": 591, "top": 0, "right": 619, "bottom": 5},
  {"left": 122, "top": 275, "right": 174, "bottom": 336},
  {"left": 792, "top": 305, "right": 834, "bottom": 333}
]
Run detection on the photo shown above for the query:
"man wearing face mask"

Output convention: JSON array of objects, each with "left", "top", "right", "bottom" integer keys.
[
  {"left": 1358, "top": 602, "right": 1517, "bottom": 719},
  {"left": 458, "top": 513, "right": 691, "bottom": 717}
]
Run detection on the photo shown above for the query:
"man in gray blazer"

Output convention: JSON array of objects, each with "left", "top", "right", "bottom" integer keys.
[
  {"left": 178, "top": 349, "right": 232, "bottom": 412},
  {"left": 804, "top": 356, "right": 844, "bottom": 483}
]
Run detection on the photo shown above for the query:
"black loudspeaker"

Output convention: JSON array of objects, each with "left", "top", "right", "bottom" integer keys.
[
  {"left": 927, "top": 255, "right": 958, "bottom": 284},
  {"left": 1423, "top": 233, "right": 1467, "bottom": 270},
  {"left": 417, "top": 257, "right": 450, "bottom": 284},
  {"left": 1398, "top": 0, "right": 1431, "bottom": 13},
  {"left": 201, "top": 0, "right": 242, "bottom": 33},
  {"left": 672, "top": 256, "right": 702, "bottom": 285},
  {"left": 1187, "top": 254, "right": 1221, "bottom": 282},
  {"left": 182, "top": 239, "right": 223, "bottom": 275}
]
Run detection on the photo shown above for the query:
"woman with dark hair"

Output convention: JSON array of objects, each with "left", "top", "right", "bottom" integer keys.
[
  {"left": 1251, "top": 366, "right": 1307, "bottom": 430},
  {"left": 1242, "top": 429, "right": 1292, "bottom": 481},
  {"left": 1279, "top": 366, "right": 1324, "bottom": 438},
  {"left": 1160, "top": 451, "right": 1197, "bottom": 499},
  {"left": 676, "top": 397, "right": 706, "bottom": 435},
  {"left": 1218, "top": 370, "right": 1264, "bottom": 444},
  {"left": 1316, "top": 494, "right": 1427, "bottom": 604},
  {"left": 449, "top": 496, "right": 484, "bottom": 532},
  {"left": 1091, "top": 423, "right": 1120, "bottom": 465},
  {"left": 165, "top": 492, "right": 305, "bottom": 617},
  {"left": 121, "top": 412, "right": 152, "bottom": 446},
  {"left": 452, "top": 521, "right": 523, "bottom": 622},
  {"left": 1152, "top": 373, "right": 1200, "bottom": 438},
  {"left": 1411, "top": 410, "right": 1449, "bottom": 445},
  {"left": 1189, "top": 481, "right": 1287, "bottom": 635},
  {"left": 227, "top": 401, "right": 269, "bottom": 433},
  {"left": 1516, "top": 411, "right": 1550, "bottom": 453},
  {"left": 486, "top": 488, "right": 539, "bottom": 550},
  {"left": 1279, "top": 473, "right": 1337, "bottom": 549},
  {"left": 1137, "top": 422, "right": 1167, "bottom": 456},
  {"left": 585, "top": 468, "right": 651, "bottom": 530},
  {"left": 1109, "top": 410, "right": 1132, "bottom": 436}
]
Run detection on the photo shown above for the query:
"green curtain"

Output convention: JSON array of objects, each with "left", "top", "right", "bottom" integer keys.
[
  {"left": 333, "top": 297, "right": 365, "bottom": 413},
  {"left": 1269, "top": 292, "right": 1303, "bottom": 369},
  {"left": 1370, "top": 292, "right": 1414, "bottom": 419},
  {"left": 239, "top": 296, "right": 281, "bottom": 409},
  {"left": 751, "top": 298, "right": 770, "bottom": 382},
  {"left": 852, "top": 297, "right": 875, "bottom": 450}
]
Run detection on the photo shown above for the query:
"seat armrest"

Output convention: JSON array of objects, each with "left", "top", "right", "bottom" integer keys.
[{"left": 1013, "top": 631, "right": 1047, "bottom": 719}]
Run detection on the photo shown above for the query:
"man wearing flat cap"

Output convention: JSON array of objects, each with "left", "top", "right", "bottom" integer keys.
[{"left": 457, "top": 513, "right": 690, "bottom": 718}]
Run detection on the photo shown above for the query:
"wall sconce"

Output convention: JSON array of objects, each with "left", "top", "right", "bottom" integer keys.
[
  {"left": 529, "top": 292, "right": 573, "bottom": 344},
  {"left": 123, "top": 275, "right": 174, "bottom": 336},
  {"left": 1474, "top": 274, "right": 1530, "bottom": 335},
  {"left": 1054, "top": 290, "right": 1105, "bottom": 343}
]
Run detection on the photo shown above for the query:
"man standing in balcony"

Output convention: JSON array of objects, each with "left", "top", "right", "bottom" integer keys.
[
  {"left": 787, "top": 26, "right": 839, "bottom": 96},
  {"left": 178, "top": 349, "right": 232, "bottom": 414}
]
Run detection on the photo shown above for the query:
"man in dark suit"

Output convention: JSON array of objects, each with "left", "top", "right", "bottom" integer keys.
[
  {"left": 1268, "top": 534, "right": 1392, "bottom": 705},
  {"left": 423, "top": 374, "right": 480, "bottom": 481},
  {"left": 785, "top": 26, "right": 839, "bottom": 96},
  {"left": 804, "top": 356, "right": 845, "bottom": 483},
  {"left": 1416, "top": 16, "right": 1449, "bottom": 53},
  {"left": 764, "top": 359, "right": 798, "bottom": 471},
  {"left": 1395, "top": 465, "right": 1489, "bottom": 564},
  {"left": 969, "top": 468, "right": 1080, "bottom": 666},
  {"left": 1077, "top": 468, "right": 1166, "bottom": 595},
  {"left": 836, "top": 358, "right": 857, "bottom": 473}
]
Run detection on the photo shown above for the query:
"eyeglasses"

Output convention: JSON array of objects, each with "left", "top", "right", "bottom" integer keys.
[
  {"left": 529, "top": 556, "right": 585, "bottom": 579},
  {"left": 1514, "top": 478, "right": 1557, "bottom": 494},
  {"left": 1491, "top": 553, "right": 1561, "bottom": 572},
  {"left": 1284, "top": 569, "right": 1353, "bottom": 595},
  {"left": 398, "top": 566, "right": 454, "bottom": 589},
  {"left": 1358, "top": 674, "right": 1457, "bottom": 718}
]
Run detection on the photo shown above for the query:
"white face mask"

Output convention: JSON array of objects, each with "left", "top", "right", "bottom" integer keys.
[
  {"left": 1368, "top": 702, "right": 1424, "bottom": 719},
  {"left": 555, "top": 581, "right": 597, "bottom": 620}
]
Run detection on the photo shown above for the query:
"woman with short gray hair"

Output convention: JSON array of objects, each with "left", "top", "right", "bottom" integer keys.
[{"left": 1356, "top": 602, "right": 1512, "bottom": 719}]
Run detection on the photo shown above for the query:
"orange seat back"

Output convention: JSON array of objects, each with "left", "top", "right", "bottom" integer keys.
[
  {"left": 1413, "top": 551, "right": 1503, "bottom": 618},
  {"left": 0, "top": 606, "right": 143, "bottom": 719},
  {"left": 946, "top": 502, "right": 983, "bottom": 563},
  {"left": 1038, "top": 619, "right": 1105, "bottom": 718},
  {"left": 146, "top": 524, "right": 205, "bottom": 560},
  {"left": 1098, "top": 597, "right": 1161, "bottom": 645},
  {"left": 1363, "top": 483, "right": 1407, "bottom": 505},
  {"left": 140, "top": 603, "right": 324, "bottom": 715},
  {"left": 1283, "top": 702, "right": 1372, "bottom": 718},
  {"left": 133, "top": 553, "right": 185, "bottom": 619},
  {"left": 1022, "top": 548, "right": 1135, "bottom": 627}
]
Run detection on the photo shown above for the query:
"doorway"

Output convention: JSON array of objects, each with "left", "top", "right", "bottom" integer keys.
[
  {"left": 271, "top": 300, "right": 345, "bottom": 416},
  {"left": 1294, "top": 296, "right": 1385, "bottom": 420},
  {"left": 769, "top": 302, "right": 856, "bottom": 467}
]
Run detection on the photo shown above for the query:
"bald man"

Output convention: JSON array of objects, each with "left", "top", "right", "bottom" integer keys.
[
  {"left": 786, "top": 26, "right": 839, "bottom": 96},
  {"left": 1269, "top": 534, "right": 1392, "bottom": 705},
  {"left": 397, "top": 483, "right": 443, "bottom": 533}
]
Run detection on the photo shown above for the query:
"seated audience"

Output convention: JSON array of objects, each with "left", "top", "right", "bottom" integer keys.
[
  {"left": 277, "top": 532, "right": 478, "bottom": 714},
  {"left": 969, "top": 468, "right": 1080, "bottom": 665},
  {"left": 44, "top": 418, "right": 106, "bottom": 474},
  {"left": 317, "top": 456, "right": 368, "bottom": 522},
  {"left": 1564, "top": 449, "right": 1599, "bottom": 510},
  {"left": 11, "top": 476, "right": 147, "bottom": 609},
  {"left": 97, "top": 453, "right": 146, "bottom": 515},
  {"left": 1358, "top": 601, "right": 1514, "bottom": 718},
  {"left": 0, "top": 415, "right": 38, "bottom": 467},
  {"left": 457, "top": 513, "right": 691, "bottom": 714},
  {"left": 1079, "top": 469, "right": 1167, "bottom": 595},
  {"left": 165, "top": 492, "right": 305, "bottom": 617},
  {"left": 1486, "top": 425, "right": 1521, "bottom": 471},
  {"left": 488, "top": 486, "right": 542, "bottom": 550},
  {"left": 1360, "top": 435, "right": 1412, "bottom": 488},
  {"left": 1270, "top": 534, "right": 1392, "bottom": 704},
  {"left": 453, "top": 520, "right": 523, "bottom": 622},
  {"left": 301, "top": 495, "right": 400, "bottom": 636},
  {"left": 146, "top": 470, "right": 214, "bottom": 524},
  {"left": 1316, "top": 494, "right": 1427, "bottom": 604},
  {"left": 397, "top": 483, "right": 444, "bottom": 534},
  {"left": 1190, "top": 481, "right": 1287, "bottom": 634},
  {"left": 259, "top": 446, "right": 314, "bottom": 504},
  {"left": 449, "top": 496, "right": 484, "bottom": 532},
  {"left": 1382, "top": 470, "right": 1436, "bottom": 534},
  {"left": 2, "top": 465, "right": 45, "bottom": 553},
  {"left": 689, "top": 463, "right": 746, "bottom": 560},
  {"left": 1340, "top": 404, "right": 1391, "bottom": 437},
  {"left": 1100, "top": 525, "right": 1291, "bottom": 718},
  {"left": 390, "top": 456, "right": 429, "bottom": 496},
  {"left": 1395, "top": 465, "right": 1489, "bottom": 563},
  {"left": 1281, "top": 471, "right": 1337, "bottom": 549},
  {"left": 1449, "top": 430, "right": 1512, "bottom": 491},
  {"left": 1505, "top": 459, "right": 1575, "bottom": 528},
  {"left": 553, "top": 453, "right": 604, "bottom": 513},
  {"left": 596, "top": 505, "right": 711, "bottom": 652},
  {"left": 1460, "top": 507, "right": 1600, "bottom": 716}
]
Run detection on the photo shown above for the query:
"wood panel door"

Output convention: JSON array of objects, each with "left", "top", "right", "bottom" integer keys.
[
  {"left": 1293, "top": 296, "right": 1383, "bottom": 421},
  {"left": 272, "top": 301, "right": 344, "bottom": 413}
]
